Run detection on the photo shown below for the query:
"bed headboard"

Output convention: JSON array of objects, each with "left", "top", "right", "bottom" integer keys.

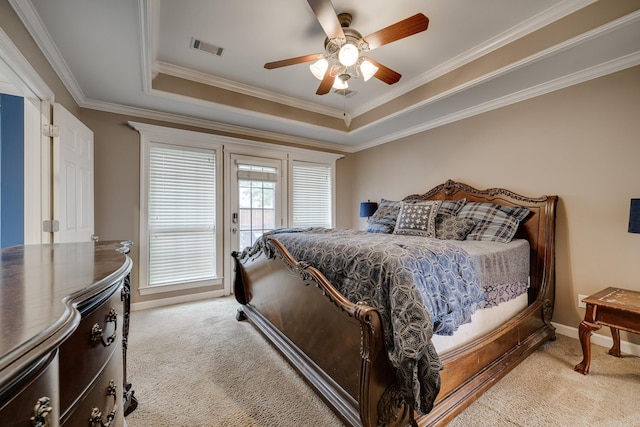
[{"left": 403, "top": 179, "right": 558, "bottom": 306}]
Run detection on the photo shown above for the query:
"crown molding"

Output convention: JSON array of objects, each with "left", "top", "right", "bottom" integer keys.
[
  {"left": 348, "top": 0, "right": 598, "bottom": 118},
  {"left": 0, "top": 23, "right": 53, "bottom": 100},
  {"left": 80, "top": 96, "right": 349, "bottom": 153},
  {"left": 348, "top": 8, "right": 640, "bottom": 142},
  {"left": 9, "top": 0, "right": 86, "bottom": 105},
  {"left": 352, "top": 50, "right": 640, "bottom": 153},
  {"left": 153, "top": 61, "right": 345, "bottom": 120}
]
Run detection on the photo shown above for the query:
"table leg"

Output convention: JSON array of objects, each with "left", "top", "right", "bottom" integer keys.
[
  {"left": 608, "top": 327, "right": 622, "bottom": 357},
  {"left": 574, "top": 320, "right": 600, "bottom": 375}
]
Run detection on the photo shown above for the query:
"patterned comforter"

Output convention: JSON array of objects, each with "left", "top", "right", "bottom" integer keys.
[{"left": 266, "top": 228, "right": 486, "bottom": 414}]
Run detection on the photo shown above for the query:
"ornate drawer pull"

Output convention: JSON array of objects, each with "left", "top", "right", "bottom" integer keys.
[
  {"left": 30, "top": 396, "right": 53, "bottom": 427},
  {"left": 89, "top": 379, "right": 118, "bottom": 427},
  {"left": 90, "top": 308, "right": 118, "bottom": 346}
]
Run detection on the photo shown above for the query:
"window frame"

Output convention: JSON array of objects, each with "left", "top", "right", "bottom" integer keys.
[
  {"left": 288, "top": 153, "right": 339, "bottom": 229},
  {"left": 134, "top": 122, "right": 223, "bottom": 295}
]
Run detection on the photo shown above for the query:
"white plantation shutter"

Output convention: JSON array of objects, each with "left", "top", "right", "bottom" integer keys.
[
  {"left": 292, "top": 161, "right": 331, "bottom": 228},
  {"left": 148, "top": 144, "right": 216, "bottom": 286}
]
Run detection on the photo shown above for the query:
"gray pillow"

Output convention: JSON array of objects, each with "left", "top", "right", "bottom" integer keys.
[
  {"left": 435, "top": 215, "right": 476, "bottom": 240},
  {"left": 393, "top": 201, "right": 441, "bottom": 237}
]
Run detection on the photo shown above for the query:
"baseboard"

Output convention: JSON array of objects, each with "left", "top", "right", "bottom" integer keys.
[
  {"left": 552, "top": 322, "right": 640, "bottom": 357},
  {"left": 131, "top": 289, "right": 226, "bottom": 311}
]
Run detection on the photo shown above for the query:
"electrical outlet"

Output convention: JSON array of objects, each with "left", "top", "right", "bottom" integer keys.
[{"left": 578, "top": 294, "right": 587, "bottom": 308}]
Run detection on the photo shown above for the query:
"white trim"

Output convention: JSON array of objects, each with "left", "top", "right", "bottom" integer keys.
[
  {"left": 287, "top": 156, "right": 339, "bottom": 228},
  {"left": 138, "top": 279, "right": 223, "bottom": 296},
  {"left": 128, "top": 121, "right": 343, "bottom": 162},
  {"left": 101, "top": 100, "right": 347, "bottom": 153},
  {"left": 0, "top": 25, "right": 54, "bottom": 102},
  {"left": 351, "top": 0, "right": 597, "bottom": 118},
  {"left": 137, "top": 0, "right": 156, "bottom": 94},
  {"left": 352, "top": 50, "right": 640, "bottom": 152},
  {"left": 155, "top": 61, "right": 345, "bottom": 120},
  {"left": 131, "top": 289, "right": 226, "bottom": 312},
  {"left": 348, "top": 10, "right": 640, "bottom": 150},
  {"left": 9, "top": 0, "right": 82, "bottom": 104},
  {"left": 23, "top": 97, "right": 41, "bottom": 244},
  {"left": 553, "top": 322, "right": 640, "bottom": 357},
  {"left": 0, "top": 18, "right": 55, "bottom": 245}
]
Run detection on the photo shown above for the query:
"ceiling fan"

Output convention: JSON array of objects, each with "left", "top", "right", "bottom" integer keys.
[{"left": 264, "top": 0, "right": 429, "bottom": 95}]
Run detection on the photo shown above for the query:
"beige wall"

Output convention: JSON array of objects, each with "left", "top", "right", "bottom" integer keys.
[{"left": 351, "top": 65, "right": 640, "bottom": 344}]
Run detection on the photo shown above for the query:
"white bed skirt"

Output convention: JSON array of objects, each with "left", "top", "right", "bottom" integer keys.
[{"left": 432, "top": 293, "right": 529, "bottom": 354}]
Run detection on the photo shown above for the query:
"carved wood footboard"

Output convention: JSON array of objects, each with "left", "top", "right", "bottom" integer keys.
[{"left": 232, "top": 180, "right": 558, "bottom": 427}]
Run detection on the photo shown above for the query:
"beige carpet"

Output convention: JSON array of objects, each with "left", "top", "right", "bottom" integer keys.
[{"left": 125, "top": 297, "right": 639, "bottom": 426}]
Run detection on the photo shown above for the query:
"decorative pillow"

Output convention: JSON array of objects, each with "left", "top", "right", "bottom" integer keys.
[
  {"left": 457, "top": 202, "right": 530, "bottom": 243},
  {"left": 435, "top": 215, "right": 476, "bottom": 240},
  {"left": 393, "top": 201, "right": 441, "bottom": 237},
  {"left": 437, "top": 198, "right": 467, "bottom": 217},
  {"left": 366, "top": 199, "right": 401, "bottom": 234}
]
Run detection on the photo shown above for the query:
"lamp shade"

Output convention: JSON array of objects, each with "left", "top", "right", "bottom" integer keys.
[
  {"left": 629, "top": 198, "right": 640, "bottom": 234},
  {"left": 360, "top": 201, "right": 378, "bottom": 218}
]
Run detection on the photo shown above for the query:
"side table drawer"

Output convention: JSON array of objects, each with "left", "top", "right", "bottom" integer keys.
[
  {"left": 59, "top": 279, "right": 124, "bottom": 416},
  {"left": 0, "top": 351, "right": 59, "bottom": 427},
  {"left": 62, "top": 340, "right": 124, "bottom": 427}
]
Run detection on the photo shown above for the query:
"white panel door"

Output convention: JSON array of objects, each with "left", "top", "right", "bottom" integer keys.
[{"left": 52, "top": 103, "right": 94, "bottom": 243}]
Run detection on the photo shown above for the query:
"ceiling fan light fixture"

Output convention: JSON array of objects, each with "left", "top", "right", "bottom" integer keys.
[
  {"left": 359, "top": 59, "right": 379, "bottom": 81},
  {"left": 332, "top": 77, "right": 349, "bottom": 90},
  {"left": 338, "top": 43, "right": 359, "bottom": 67},
  {"left": 309, "top": 58, "right": 328, "bottom": 80}
]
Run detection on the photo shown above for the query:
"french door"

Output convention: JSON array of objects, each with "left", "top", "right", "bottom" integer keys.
[{"left": 229, "top": 154, "right": 284, "bottom": 252}]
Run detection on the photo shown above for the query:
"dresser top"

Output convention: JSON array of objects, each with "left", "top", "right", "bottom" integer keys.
[{"left": 0, "top": 241, "right": 132, "bottom": 377}]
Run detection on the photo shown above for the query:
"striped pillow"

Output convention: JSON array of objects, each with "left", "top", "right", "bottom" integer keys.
[
  {"left": 457, "top": 202, "right": 529, "bottom": 243},
  {"left": 366, "top": 199, "right": 401, "bottom": 233}
]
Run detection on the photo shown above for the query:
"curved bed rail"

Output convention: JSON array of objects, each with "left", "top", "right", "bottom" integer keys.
[{"left": 233, "top": 237, "right": 411, "bottom": 426}]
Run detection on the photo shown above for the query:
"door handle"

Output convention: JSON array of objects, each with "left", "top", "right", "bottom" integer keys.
[{"left": 232, "top": 228, "right": 238, "bottom": 234}]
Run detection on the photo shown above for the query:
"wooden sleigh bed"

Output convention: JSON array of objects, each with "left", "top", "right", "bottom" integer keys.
[{"left": 232, "top": 180, "right": 557, "bottom": 426}]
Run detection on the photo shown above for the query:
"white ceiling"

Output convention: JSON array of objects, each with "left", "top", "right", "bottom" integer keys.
[{"left": 8, "top": 0, "right": 640, "bottom": 151}]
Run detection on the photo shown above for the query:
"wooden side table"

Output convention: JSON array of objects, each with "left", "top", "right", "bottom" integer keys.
[{"left": 574, "top": 287, "right": 640, "bottom": 375}]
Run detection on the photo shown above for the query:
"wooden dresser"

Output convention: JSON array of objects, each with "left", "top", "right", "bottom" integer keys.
[{"left": 0, "top": 241, "right": 136, "bottom": 427}]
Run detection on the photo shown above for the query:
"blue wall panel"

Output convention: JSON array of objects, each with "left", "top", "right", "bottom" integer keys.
[{"left": 0, "top": 94, "right": 25, "bottom": 248}]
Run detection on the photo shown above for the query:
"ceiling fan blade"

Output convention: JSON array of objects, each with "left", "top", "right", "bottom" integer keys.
[
  {"left": 307, "top": 0, "right": 345, "bottom": 40},
  {"left": 363, "top": 13, "right": 429, "bottom": 50},
  {"left": 364, "top": 58, "right": 402, "bottom": 85},
  {"left": 316, "top": 70, "right": 334, "bottom": 95},
  {"left": 264, "top": 54, "right": 323, "bottom": 70}
]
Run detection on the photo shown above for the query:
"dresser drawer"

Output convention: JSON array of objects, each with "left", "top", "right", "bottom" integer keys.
[
  {"left": 62, "top": 341, "right": 124, "bottom": 427},
  {"left": 59, "top": 279, "right": 124, "bottom": 416},
  {"left": 0, "top": 350, "right": 59, "bottom": 427}
]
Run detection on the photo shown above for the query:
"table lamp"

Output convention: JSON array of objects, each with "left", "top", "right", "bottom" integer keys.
[
  {"left": 629, "top": 198, "right": 640, "bottom": 234},
  {"left": 360, "top": 201, "right": 378, "bottom": 218}
]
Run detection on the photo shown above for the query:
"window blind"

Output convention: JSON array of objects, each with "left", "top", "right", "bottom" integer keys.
[
  {"left": 148, "top": 144, "right": 216, "bottom": 286},
  {"left": 292, "top": 161, "right": 331, "bottom": 228}
]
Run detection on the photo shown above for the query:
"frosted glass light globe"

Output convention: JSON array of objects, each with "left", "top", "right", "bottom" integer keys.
[{"left": 338, "top": 43, "right": 359, "bottom": 67}]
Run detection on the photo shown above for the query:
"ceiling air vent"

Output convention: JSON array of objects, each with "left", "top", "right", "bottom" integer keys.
[
  {"left": 333, "top": 89, "right": 356, "bottom": 98},
  {"left": 190, "top": 37, "right": 224, "bottom": 56}
]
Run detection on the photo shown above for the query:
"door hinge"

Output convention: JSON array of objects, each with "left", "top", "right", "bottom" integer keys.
[
  {"left": 42, "top": 220, "right": 60, "bottom": 233},
  {"left": 42, "top": 124, "right": 59, "bottom": 138}
]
